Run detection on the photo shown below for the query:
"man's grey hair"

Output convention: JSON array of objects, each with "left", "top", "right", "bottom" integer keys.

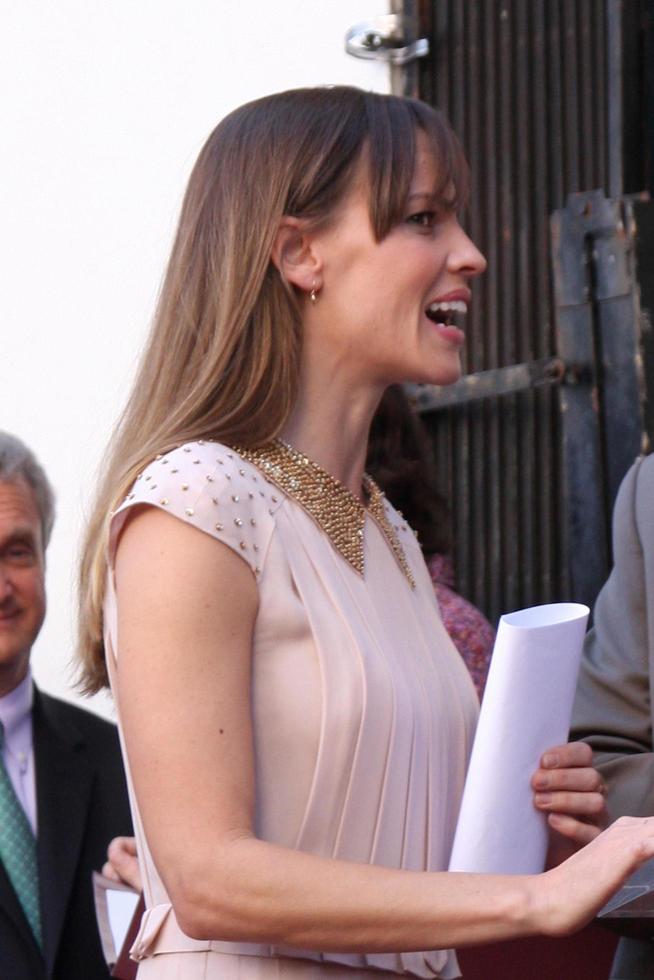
[{"left": 0, "top": 432, "right": 56, "bottom": 548}]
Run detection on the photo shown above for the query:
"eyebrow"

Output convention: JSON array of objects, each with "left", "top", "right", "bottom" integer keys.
[{"left": 0, "top": 528, "right": 38, "bottom": 550}]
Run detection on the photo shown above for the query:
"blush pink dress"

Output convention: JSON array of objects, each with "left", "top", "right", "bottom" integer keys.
[{"left": 104, "top": 441, "right": 479, "bottom": 979}]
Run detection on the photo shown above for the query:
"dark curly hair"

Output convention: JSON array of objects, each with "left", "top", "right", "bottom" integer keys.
[{"left": 366, "top": 386, "right": 451, "bottom": 557}]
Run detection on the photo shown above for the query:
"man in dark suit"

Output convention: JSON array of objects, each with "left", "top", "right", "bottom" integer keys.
[{"left": 0, "top": 431, "right": 132, "bottom": 979}]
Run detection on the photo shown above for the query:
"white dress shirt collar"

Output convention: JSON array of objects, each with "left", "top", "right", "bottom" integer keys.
[{"left": 0, "top": 669, "right": 33, "bottom": 745}]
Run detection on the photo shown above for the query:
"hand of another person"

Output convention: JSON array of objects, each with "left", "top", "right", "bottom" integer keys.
[
  {"left": 531, "top": 741, "right": 608, "bottom": 860},
  {"left": 102, "top": 835, "right": 142, "bottom": 892}
]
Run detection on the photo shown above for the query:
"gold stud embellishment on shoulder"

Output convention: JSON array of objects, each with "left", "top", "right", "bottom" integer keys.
[
  {"left": 181, "top": 483, "right": 189, "bottom": 491},
  {"left": 250, "top": 518, "right": 257, "bottom": 526},
  {"left": 160, "top": 498, "right": 169, "bottom": 505},
  {"left": 206, "top": 475, "right": 215, "bottom": 482},
  {"left": 231, "top": 495, "right": 240, "bottom": 503},
  {"left": 215, "top": 523, "right": 224, "bottom": 531},
  {"left": 239, "top": 541, "right": 247, "bottom": 549},
  {"left": 171, "top": 468, "right": 179, "bottom": 474},
  {"left": 185, "top": 508, "right": 194, "bottom": 517},
  {"left": 234, "top": 518, "right": 243, "bottom": 527},
  {"left": 183, "top": 447, "right": 191, "bottom": 453}
]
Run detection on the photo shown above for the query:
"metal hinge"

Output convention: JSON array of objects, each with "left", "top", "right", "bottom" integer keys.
[{"left": 345, "top": 14, "right": 429, "bottom": 66}]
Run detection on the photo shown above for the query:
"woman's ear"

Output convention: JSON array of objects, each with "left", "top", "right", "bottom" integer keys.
[{"left": 271, "top": 217, "right": 322, "bottom": 294}]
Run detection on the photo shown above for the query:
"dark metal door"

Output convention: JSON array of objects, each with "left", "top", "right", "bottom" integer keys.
[{"left": 394, "top": 0, "right": 653, "bottom": 620}]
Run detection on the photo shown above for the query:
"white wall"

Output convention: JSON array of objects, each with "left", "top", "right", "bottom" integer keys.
[{"left": 1, "top": 2, "right": 389, "bottom": 719}]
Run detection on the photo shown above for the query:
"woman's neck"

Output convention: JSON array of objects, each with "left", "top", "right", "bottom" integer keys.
[{"left": 279, "top": 375, "right": 384, "bottom": 501}]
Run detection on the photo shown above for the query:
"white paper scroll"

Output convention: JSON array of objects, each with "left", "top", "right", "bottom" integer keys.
[{"left": 448, "top": 602, "right": 589, "bottom": 875}]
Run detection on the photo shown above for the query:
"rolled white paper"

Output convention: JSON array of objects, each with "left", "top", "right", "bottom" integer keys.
[{"left": 448, "top": 602, "right": 589, "bottom": 875}]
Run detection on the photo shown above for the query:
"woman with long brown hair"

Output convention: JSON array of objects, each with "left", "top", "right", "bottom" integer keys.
[{"left": 79, "top": 87, "right": 654, "bottom": 979}]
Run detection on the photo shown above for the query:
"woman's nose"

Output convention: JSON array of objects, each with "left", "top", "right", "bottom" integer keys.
[{"left": 449, "top": 225, "right": 487, "bottom": 279}]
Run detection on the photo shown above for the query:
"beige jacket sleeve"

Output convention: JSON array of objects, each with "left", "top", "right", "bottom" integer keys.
[{"left": 570, "top": 455, "right": 654, "bottom": 819}]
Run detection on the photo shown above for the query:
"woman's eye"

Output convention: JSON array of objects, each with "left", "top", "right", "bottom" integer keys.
[{"left": 407, "top": 211, "right": 437, "bottom": 229}]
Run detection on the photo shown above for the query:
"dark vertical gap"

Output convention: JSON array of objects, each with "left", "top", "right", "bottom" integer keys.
[
  {"left": 465, "top": 0, "right": 488, "bottom": 612},
  {"left": 497, "top": 1, "right": 518, "bottom": 614},
  {"left": 595, "top": 0, "right": 609, "bottom": 194},
  {"left": 530, "top": 0, "right": 555, "bottom": 602},
  {"left": 483, "top": 0, "right": 502, "bottom": 618},
  {"left": 450, "top": 0, "right": 472, "bottom": 610},
  {"left": 514, "top": 0, "right": 535, "bottom": 608},
  {"left": 578, "top": 0, "right": 595, "bottom": 189},
  {"left": 563, "top": 0, "right": 581, "bottom": 194},
  {"left": 595, "top": 0, "right": 609, "bottom": 191}
]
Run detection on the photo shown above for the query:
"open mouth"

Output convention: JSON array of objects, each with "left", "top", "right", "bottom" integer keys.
[{"left": 425, "top": 300, "right": 467, "bottom": 327}]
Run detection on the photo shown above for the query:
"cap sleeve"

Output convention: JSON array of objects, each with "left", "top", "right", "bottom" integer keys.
[{"left": 108, "top": 441, "right": 280, "bottom": 579}]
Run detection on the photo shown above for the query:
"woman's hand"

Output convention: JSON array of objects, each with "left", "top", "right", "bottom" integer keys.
[
  {"left": 531, "top": 741, "right": 609, "bottom": 862},
  {"left": 531, "top": 815, "right": 654, "bottom": 937},
  {"left": 102, "top": 836, "right": 142, "bottom": 892}
]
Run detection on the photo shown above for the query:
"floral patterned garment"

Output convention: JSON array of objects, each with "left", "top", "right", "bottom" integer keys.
[{"left": 427, "top": 554, "right": 495, "bottom": 701}]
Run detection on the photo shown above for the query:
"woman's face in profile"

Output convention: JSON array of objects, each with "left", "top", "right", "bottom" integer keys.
[{"left": 308, "top": 131, "right": 486, "bottom": 389}]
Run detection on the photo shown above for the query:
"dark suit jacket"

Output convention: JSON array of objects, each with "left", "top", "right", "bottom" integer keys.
[{"left": 0, "top": 686, "right": 132, "bottom": 980}]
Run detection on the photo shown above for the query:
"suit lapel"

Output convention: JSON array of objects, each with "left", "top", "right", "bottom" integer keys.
[{"left": 32, "top": 687, "right": 95, "bottom": 978}]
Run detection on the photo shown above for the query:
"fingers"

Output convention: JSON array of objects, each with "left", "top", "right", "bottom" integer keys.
[
  {"left": 105, "top": 835, "right": 142, "bottom": 891},
  {"left": 547, "top": 812, "right": 602, "bottom": 846},
  {"left": 108, "top": 835, "right": 138, "bottom": 859},
  {"left": 534, "top": 788, "right": 607, "bottom": 818},
  {"left": 539, "top": 741, "right": 593, "bottom": 770},
  {"left": 101, "top": 861, "right": 122, "bottom": 882},
  {"left": 532, "top": 765, "right": 605, "bottom": 794}
]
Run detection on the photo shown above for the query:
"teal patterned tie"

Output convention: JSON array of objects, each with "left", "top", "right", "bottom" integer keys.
[{"left": 0, "top": 723, "right": 42, "bottom": 948}]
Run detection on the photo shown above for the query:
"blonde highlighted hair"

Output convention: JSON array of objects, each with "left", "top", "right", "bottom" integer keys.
[{"left": 77, "top": 85, "right": 468, "bottom": 692}]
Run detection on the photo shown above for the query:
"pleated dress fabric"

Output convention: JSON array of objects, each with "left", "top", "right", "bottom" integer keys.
[{"left": 104, "top": 441, "right": 479, "bottom": 979}]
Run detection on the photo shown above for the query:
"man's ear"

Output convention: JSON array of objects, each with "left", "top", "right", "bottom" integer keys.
[{"left": 270, "top": 217, "right": 322, "bottom": 293}]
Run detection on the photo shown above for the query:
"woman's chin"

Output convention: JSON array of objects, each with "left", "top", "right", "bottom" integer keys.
[{"left": 413, "top": 361, "right": 463, "bottom": 388}]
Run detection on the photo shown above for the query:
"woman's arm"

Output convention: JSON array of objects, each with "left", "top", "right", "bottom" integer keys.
[{"left": 114, "top": 507, "right": 654, "bottom": 952}]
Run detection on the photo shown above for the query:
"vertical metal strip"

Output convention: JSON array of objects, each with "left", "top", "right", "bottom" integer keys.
[{"left": 606, "top": 0, "right": 624, "bottom": 196}]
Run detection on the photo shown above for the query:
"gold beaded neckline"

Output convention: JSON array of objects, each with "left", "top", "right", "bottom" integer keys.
[{"left": 234, "top": 440, "right": 415, "bottom": 588}]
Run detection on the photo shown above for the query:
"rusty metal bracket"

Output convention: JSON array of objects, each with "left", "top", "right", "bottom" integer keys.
[
  {"left": 405, "top": 357, "right": 564, "bottom": 412},
  {"left": 550, "top": 188, "right": 648, "bottom": 607}
]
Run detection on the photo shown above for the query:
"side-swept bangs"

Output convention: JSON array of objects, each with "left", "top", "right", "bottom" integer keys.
[{"left": 365, "top": 94, "right": 469, "bottom": 241}]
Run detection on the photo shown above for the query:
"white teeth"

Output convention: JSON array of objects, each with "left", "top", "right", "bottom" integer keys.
[{"left": 427, "top": 300, "right": 467, "bottom": 313}]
